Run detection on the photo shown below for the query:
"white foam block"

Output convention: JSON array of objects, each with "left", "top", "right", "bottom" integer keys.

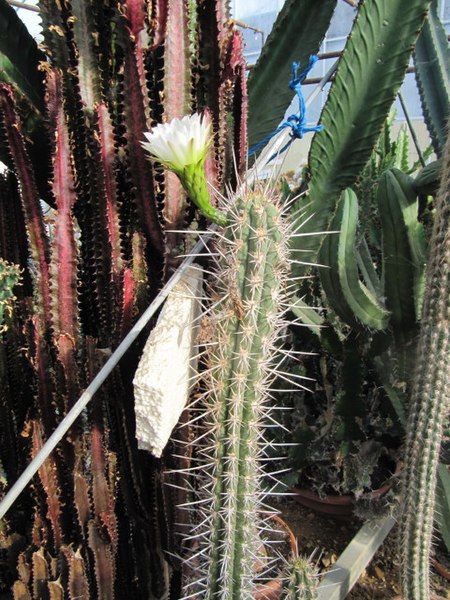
[{"left": 133, "top": 265, "right": 203, "bottom": 457}]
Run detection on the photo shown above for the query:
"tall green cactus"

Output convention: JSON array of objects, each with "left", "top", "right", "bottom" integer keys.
[
  {"left": 399, "top": 133, "right": 450, "bottom": 600},
  {"left": 181, "top": 187, "right": 293, "bottom": 599},
  {"left": 291, "top": 0, "right": 430, "bottom": 275}
]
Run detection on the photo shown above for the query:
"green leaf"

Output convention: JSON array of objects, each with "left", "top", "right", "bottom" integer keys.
[
  {"left": 291, "top": 0, "right": 430, "bottom": 274},
  {"left": 414, "top": 0, "right": 450, "bottom": 157},
  {"left": 0, "top": 0, "right": 45, "bottom": 114},
  {"left": 319, "top": 188, "right": 389, "bottom": 330},
  {"left": 247, "top": 0, "right": 337, "bottom": 149}
]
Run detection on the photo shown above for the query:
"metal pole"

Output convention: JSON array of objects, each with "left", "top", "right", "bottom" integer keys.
[
  {"left": 398, "top": 92, "right": 426, "bottom": 168},
  {"left": 6, "top": 0, "right": 40, "bottom": 12}
]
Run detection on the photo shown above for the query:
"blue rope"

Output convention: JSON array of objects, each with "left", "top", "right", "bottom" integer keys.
[{"left": 248, "top": 55, "right": 324, "bottom": 160}]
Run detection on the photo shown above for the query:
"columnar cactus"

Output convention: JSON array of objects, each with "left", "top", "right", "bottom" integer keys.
[
  {"left": 399, "top": 131, "right": 450, "bottom": 599},
  {"left": 180, "top": 186, "right": 293, "bottom": 599}
]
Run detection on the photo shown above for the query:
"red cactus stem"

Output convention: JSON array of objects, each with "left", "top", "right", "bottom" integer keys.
[
  {"left": 161, "top": 0, "right": 195, "bottom": 239},
  {"left": 96, "top": 103, "right": 124, "bottom": 280},
  {"left": 46, "top": 69, "right": 80, "bottom": 399},
  {"left": 32, "top": 322, "right": 56, "bottom": 420},
  {"left": 12, "top": 581, "right": 31, "bottom": 600},
  {"left": 91, "top": 425, "right": 118, "bottom": 550},
  {"left": 88, "top": 521, "right": 115, "bottom": 600},
  {"left": 31, "top": 548, "right": 50, "bottom": 598},
  {"left": 31, "top": 420, "right": 63, "bottom": 550},
  {"left": 70, "top": 0, "right": 102, "bottom": 111},
  {"left": 119, "top": 267, "right": 137, "bottom": 339},
  {"left": 121, "top": 26, "right": 165, "bottom": 257},
  {"left": 62, "top": 546, "right": 90, "bottom": 600},
  {"left": 73, "top": 463, "right": 91, "bottom": 532},
  {"left": 47, "top": 579, "right": 64, "bottom": 599},
  {"left": 224, "top": 29, "right": 248, "bottom": 177},
  {"left": 150, "top": 0, "right": 168, "bottom": 50},
  {"left": 124, "top": 0, "right": 149, "bottom": 99},
  {"left": 0, "top": 85, "right": 52, "bottom": 327}
]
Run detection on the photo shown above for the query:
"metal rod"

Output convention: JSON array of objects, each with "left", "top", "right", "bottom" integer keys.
[
  {"left": 301, "top": 65, "right": 416, "bottom": 86},
  {"left": 317, "top": 516, "right": 396, "bottom": 600},
  {"left": 398, "top": 91, "right": 426, "bottom": 167},
  {"left": 6, "top": 0, "right": 40, "bottom": 12},
  {"left": 231, "top": 18, "right": 265, "bottom": 47},
  {"left": 0, "top": 60, "right": 338, "bottom": 521},
  {"left": 247, "top": 50, "right": 343, "bottom": 71}
]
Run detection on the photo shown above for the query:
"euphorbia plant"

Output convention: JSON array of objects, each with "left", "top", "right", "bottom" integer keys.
[{"left": 0, "top": 0, "right": 247, "bottom": 597}]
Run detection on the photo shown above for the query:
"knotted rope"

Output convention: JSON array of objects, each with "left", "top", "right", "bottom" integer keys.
[{"left": 248, "top": 55, "right": 324, "bottom": 160}]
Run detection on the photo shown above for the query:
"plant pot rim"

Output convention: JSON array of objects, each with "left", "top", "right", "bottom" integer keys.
[
  {"left": 291, "top": 462, "right": 402, "bottom": 517},
  {"left": 253, "top": 513, "right": 297, "bottom": 600},
  {"left": 432, "top": 557, "right": 450, "bottom": 581}
]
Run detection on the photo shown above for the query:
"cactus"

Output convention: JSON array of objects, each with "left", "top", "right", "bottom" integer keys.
[
  {"left": 283, "top": 555, "right": 318, "bottom": 600},
  {"left": 291, "top": 0, "right": 431, "bottom": 275},
  {"left": 0, "top": 1, "right": 247, "bottom": 597},
  {"left": 399, "top": 133, "right": 450, "bottom": 599},
  {"left": 413, "top": 0, "right": 450, "bottom": 157},
  {"left": 179, "top": 185, "right": 295, "bottom": 599},
  {"left": 288, "top": 115, "right": 430, "bottom": 497}
]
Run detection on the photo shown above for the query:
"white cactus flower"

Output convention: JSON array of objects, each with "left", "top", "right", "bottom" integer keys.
[
  {"left": 142, "top": 113, "right": 228, "bottom": 226},
  {"left": 142, "top": 113, "right": 212, "bottom": 173}
]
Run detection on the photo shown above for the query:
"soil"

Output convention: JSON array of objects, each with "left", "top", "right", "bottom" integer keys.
[{"left": 279, "top": 499, "right": 450, "bottom": 599}]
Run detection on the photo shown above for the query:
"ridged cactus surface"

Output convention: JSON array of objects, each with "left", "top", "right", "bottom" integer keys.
[
  {"left": 284, "top": 555, "right": 318, "bottom": 600},
  {"left": 399, "top": 132, "right": 450, "bottom": 599},
  {"left": 181, "top": 188, "right": 292, "bottom": 599}
]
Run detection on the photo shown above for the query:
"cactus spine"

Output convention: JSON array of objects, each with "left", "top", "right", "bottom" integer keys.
[
  {"left": 399, "top": 132, "right": 450, "bottom": 599},
  {"left": 284, "top": 555, "right": 318, "bottom": 600},
  {"left": 181, "top": 187, "right": 293, "bottom": 599}
]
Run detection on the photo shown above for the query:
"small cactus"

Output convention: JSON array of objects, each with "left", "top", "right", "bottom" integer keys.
[
  {"left": 284, "top": 554, "right": 319, "bottom": 600},
  {"left": 399, "top": 131, "right": 450, "bottom": 599},
  {"left": 178, "top": 184, "right": 302, "bottom": 599}
]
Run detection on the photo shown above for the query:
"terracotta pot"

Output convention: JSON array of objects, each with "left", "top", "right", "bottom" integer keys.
[
  {"left": 292, "top": 463, "right": 401, "bottom": 519},
  {"left": 432, "top": 557, "right": 450, "bottom": 581},
  {"left": 253, "top": 514, "right": 297, "bottom": 599}
]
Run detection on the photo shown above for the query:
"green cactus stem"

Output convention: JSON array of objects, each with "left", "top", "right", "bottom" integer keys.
[
  {"left": 284, "top": 555, "right": 319, "bottom": 600},
  {"left": 180, "top": 186, "right": 295, "bottom": 599},
  {"left": 399, "top": 132, "right": 450, "bottom": 599}
]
